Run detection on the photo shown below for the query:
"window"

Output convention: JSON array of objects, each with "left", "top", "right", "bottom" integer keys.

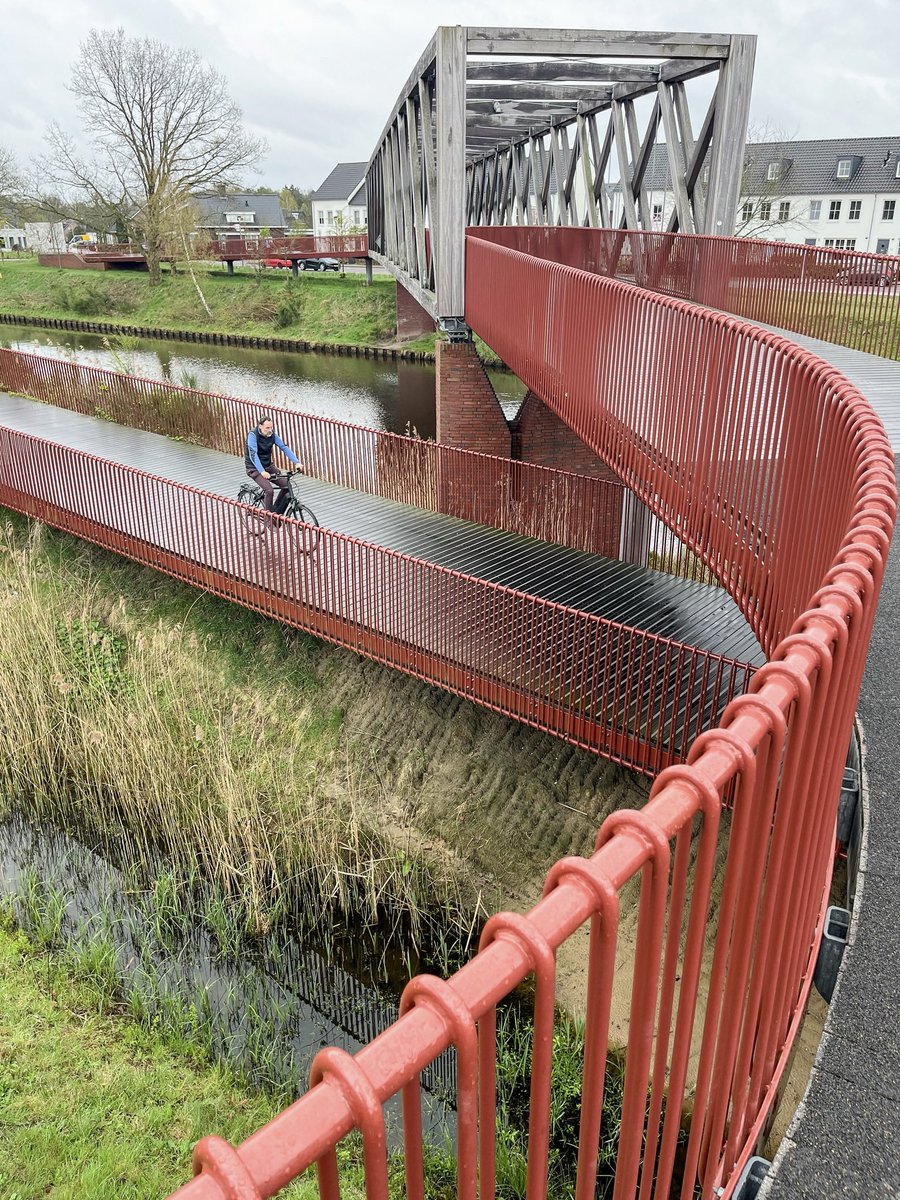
[
  {"left": 848, "top": 200, "right": 862, "bottom": 220},
  {"left": 778, "top": 201, "right": 790, "bottom": 221},
  {"left": 767, "top": 162, "right": 779, "bottom": 181},
  {"left": 809, "top": 200, "right": 822, "bottom": 221},
  {"left": 353, "top": 209, "right": 361, "bottom": 224},
  {"left": 804, "top": 238, "right": 817, "bottom": 246},
  {"left": 652, "top": 203, "right": 663, "bottom": 221},
  {"left": 759, "top": 201, "right": 772, "bottom": 221},
  {"left": 828, "top": 200, "right": 842, "bottom": 220},
  {"left": 318, "top": 213, "right": 324, "bottom": 225},
  {"left": 327, "top": 210, "right": 333, "bottom": 222},
  {"left": 895, "top": 160, "right": 900, "bottom": 179},
  {"left": 883, "top": 200, "right": 896, "bottom": 220},
  {"left": 823, "top": 238, "right": 856, "bottom": 249},
  {"left": 741, "top": 201, "right": 753, "bottom": 222},
  {"left": 836, "top": 159, "right": 852, "bottom": 179}
]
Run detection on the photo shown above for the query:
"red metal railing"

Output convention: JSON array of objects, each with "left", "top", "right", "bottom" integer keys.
[
  {"left": 0, "top": 218, "right": 895, "bottom": 1198},
  {"left": 0, "top": 348, "right": 749, "bottom": 775},
  {"left": 158, "top": 236, "right": 890, "bottom": 1200},
  {"left": 200, "top": 234, "right": 369, "bottom": 261},
  {"left": 0, "top": 347, "right": 627, "bottom": 557},
  {"left": 470, "top": 225, "right": 900, "bottom": 359}
]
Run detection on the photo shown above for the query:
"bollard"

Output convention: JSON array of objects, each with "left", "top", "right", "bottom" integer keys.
[
  {"left": 813, "top": 906, "right": 851, "bottom": 1003},
  {"left": 731, "top": 1155, "right": 771, "bottom": 1200}
]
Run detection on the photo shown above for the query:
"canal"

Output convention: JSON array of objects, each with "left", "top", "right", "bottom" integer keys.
[{"left": 0, "top": 323, "right": 526, "bottom": 438}]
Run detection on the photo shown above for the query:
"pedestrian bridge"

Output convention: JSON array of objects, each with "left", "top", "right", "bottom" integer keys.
[
  {"left": 0, "top": 348, "right": 759, "bottom": 777},
  {"left": 2, "top": 26, "right": 898, "bottom": 1200}
]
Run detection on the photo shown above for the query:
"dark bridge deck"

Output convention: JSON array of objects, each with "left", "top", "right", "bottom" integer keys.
[{"left": 0, "top": 391, "right": 762, "bottom": 667}]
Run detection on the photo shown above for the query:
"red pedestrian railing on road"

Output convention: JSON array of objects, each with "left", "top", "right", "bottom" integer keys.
[
  {"left": 470, "top": 225, "right": 900, "bottom": 359},
  {"left": 200, "top": 234, "right": 369, "bottom": 261},
  {"left": 0, "top": 215, "right": 896, "bottom": 1200},
  {"left": 163, "top": 234, "right": 890, "bottom": 1200}
]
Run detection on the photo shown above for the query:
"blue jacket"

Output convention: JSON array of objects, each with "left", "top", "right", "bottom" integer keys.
[{"left": 245, "top": 427, "right": 299, "bottom": 474}]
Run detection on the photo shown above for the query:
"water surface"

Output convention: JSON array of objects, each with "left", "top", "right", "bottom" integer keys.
[{"left": 0, "top": 323, "right": 526, "bottom": 438}]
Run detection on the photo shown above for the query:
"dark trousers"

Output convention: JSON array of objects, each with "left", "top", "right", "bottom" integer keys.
[{"left": 247, "top": 468, "right": 291, "bottom": 513}]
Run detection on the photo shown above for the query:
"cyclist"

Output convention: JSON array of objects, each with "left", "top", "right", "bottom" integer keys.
[{"left": 245, "top": 415, "right": 302, "bottom": 514}]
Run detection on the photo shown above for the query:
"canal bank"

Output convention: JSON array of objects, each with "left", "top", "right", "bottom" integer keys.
[
  {"left": 0, "top": 260, "right": 402, "bottom": 351},
  {"left": 0, "top": 310, "right": 435, "bottom": 362}
]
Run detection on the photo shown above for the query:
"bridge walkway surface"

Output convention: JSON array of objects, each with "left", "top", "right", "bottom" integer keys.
[
  {"left": 755, "top": 324, "right": 900, "bottom": 452},
  {"left": 0, "top": 391, "right": 761, "bottom": 665},
  {"left": 0, "top": 390, "right": 762, "bottom": 770}
]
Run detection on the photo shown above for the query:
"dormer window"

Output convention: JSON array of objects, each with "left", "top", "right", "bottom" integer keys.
[
  {"left": 895, "top": 159, "right": 900, "bottom": 179},
  {"left": 834, "top": 154, "right": 862, "bottom": 181},
  {"left": 766, "top": 158, "right": 792, "bottom": 183}
]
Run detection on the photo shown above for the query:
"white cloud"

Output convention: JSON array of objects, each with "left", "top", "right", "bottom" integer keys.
[{"left": 3, "top": 0, "right": 898, "bottom": 190}]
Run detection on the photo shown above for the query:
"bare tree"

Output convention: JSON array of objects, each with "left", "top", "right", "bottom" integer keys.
[
  {"left": 734, "top": 122, "right": 809, "bottom": 239},
  {"left": 0, "top": 145, "right": 22, "bottom": 208},
  {"left": 42, "top": 28, "right": 265, "bottom": 283}
]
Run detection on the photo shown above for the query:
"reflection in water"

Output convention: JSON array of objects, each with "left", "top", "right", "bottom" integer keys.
[
  {"left": 0, "top": 813, "right": 455, "bottom": 1146},
  {"left": 0, "top": 325, "right": 526, "bottom": 437}
]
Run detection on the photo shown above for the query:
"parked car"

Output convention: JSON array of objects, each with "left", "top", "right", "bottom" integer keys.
[
  {"left": 299, "top": 257, "right": 340, "bottom": 272},
  {"left": 264, "top": 257, "right": 292, "bottom": 268},
  {"left": 835, "top": 268, "right": 894, "bottom": 288}
]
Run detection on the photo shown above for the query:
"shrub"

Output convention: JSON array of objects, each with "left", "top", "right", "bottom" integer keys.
[
  {"left": 274, "top": 278, "right": 306, "bottom": 329},
  {"left": 54, "top": 281, "right": 117, "bottom": 317}
]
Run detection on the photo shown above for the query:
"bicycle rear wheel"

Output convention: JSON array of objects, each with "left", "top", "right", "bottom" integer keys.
[
  {"left": 286, "top": 501, "right": 321, "bottom": 555},
  {"left": 237, "top": 485, "right": 267, "bottom": 536}
]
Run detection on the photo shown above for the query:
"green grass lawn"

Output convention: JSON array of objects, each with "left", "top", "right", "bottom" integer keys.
[
  {"left": 723, "top": 279, "right": 900, "bottom": 358},
  {"left": 0, "top": 258, "right": 407, "bottom": 347},
  {"left": 0, "top": 925, "right": 326, "bottom": 1200}
]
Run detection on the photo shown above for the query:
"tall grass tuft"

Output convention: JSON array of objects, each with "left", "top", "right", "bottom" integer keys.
[{"left": 0, "top": 519, "right": 469, "bottom": 954}]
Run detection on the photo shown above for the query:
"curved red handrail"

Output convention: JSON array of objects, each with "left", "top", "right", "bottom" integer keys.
[{"left": 0, "top": 220, "right": 895, "bottom": 1200}]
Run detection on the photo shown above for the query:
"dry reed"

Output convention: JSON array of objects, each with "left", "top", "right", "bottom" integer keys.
[{"left": 0, "top": 519, "right": 467, "bottom": 949}]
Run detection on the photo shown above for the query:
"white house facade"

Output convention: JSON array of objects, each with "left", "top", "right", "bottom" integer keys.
[
  {"left": 612, "top": 136, "right": 900, "bottom": 254},
  {"left": 0, "top": 224, "right": 27, "bottom": 250},
  {"left": 310, "top": 163, "right": 367, "bottom": 235}
]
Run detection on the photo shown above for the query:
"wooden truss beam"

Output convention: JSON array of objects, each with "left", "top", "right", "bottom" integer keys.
[
  {"left": 369, "top": 25, "right": 756, "bottom": 325},
  {"left": 465, "top": 28, "right": 732, "bottom": 58},
  {"left": 466, "top": 83, "right": 616, "bottom": 103},
  {"left": 466, "top": 60, "right": 663, "bottom": 83},
  {"left": 466, "top": 99, "right": 577, "bottom": 114}
]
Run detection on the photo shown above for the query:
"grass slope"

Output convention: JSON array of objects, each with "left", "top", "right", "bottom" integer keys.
[
  {"left": 0, "top": 259, "right": 404, "bottom": 346},
  {"left": 0, "top": 512, "right": 647, "bottom": 956},
  {"left": 0, "top": 925, "right": 323, "bottom": 1200}
]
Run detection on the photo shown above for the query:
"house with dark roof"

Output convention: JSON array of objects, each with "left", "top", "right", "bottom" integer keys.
[
  {"left": 311, "top": 163, "right": 367, "bottom": 234},
  {"left": 611, "top": 136, "right": 900, "bottom": 253},
  {"left": 194, "top": 192, "right": 290, "bottom": 239}
]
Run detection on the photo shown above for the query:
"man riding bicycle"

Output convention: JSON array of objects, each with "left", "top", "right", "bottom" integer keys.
[{"left": 245, "top": 415, "right": 302, "bottom": 514}]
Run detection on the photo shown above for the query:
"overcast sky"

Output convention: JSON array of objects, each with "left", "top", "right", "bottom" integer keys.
[{"left": 3, "top": 0, "right": 898, "bottom": 192}]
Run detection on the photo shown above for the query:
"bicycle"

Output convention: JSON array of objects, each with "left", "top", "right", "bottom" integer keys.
[{"left": 236, "top": 470, "right": 321, "bottom": 554}]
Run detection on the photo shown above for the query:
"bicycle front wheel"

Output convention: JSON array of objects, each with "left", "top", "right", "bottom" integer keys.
[{"left": 286, "top": 502, "right": 321, "bottom": 555}]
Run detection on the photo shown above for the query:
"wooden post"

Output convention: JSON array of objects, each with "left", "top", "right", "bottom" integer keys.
[
  {"left": 435, "top": 25, "right": 467, "bottom": 322},
  {"left": 703, "top": 33, "right": 756, "bottom": 235}
]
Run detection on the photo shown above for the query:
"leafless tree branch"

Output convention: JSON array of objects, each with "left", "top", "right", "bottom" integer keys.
[{"left": 40, "top": 28, "right": 266, "bottom": 283}]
